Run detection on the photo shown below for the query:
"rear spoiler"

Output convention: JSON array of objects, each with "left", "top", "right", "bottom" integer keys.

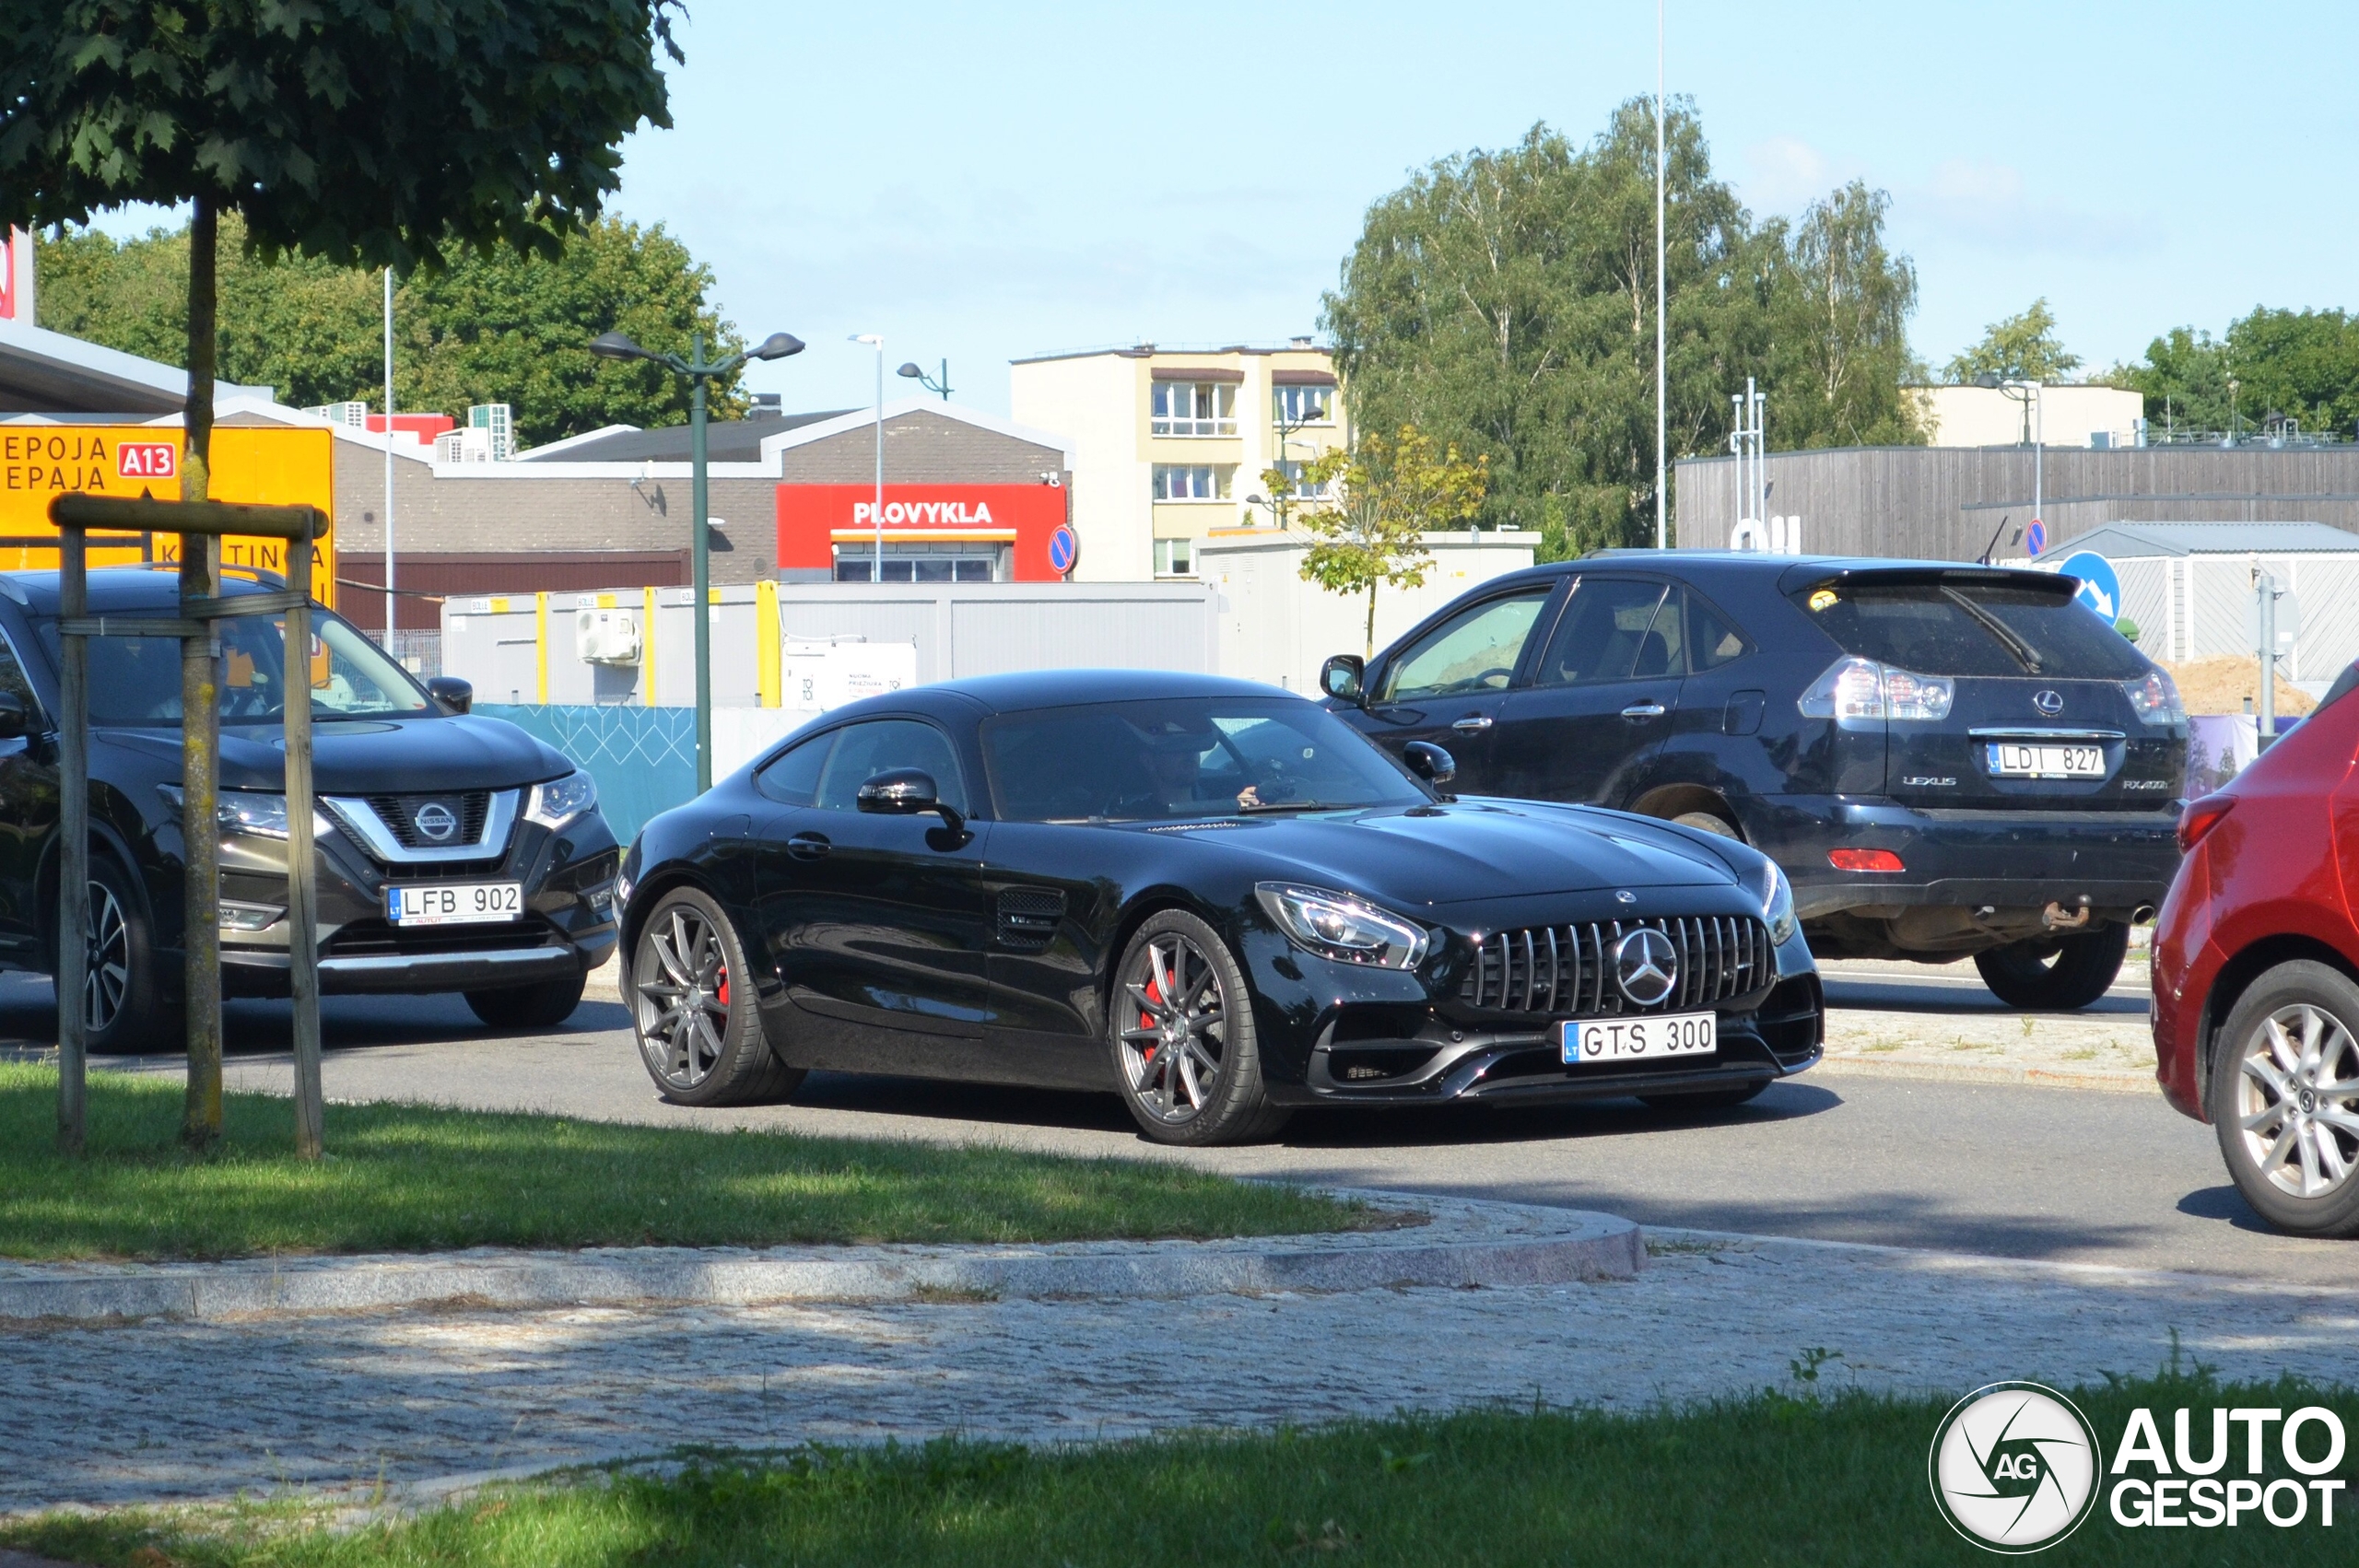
[{"left": 1775, "top": 561, "right": 2072, "bottom": 598}]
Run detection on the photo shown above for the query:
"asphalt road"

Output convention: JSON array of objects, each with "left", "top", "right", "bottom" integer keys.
[{"left": 15, "top": 965, "right": 2353, "bottom": 1291}]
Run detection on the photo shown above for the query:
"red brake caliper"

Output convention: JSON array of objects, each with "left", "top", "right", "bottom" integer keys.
[
  {"left": 716, "top": 964, "right": 730, "bottom": 1010},
  {"left": 1139, "top": 975, "right": 1163, "bottom": 1061}
]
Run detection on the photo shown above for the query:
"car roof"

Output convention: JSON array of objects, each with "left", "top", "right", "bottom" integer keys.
[
  {"left": 1501, "top": 551, "right": 2068, "bottom": 595},
  {"left": 914, "top": 668, "right": 1306, "bottom": 717},
  {"left": 0, "top": 566, "right": 287, "bottom": 615}
]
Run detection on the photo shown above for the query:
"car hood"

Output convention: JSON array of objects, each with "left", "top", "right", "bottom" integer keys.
[
  {"left": 96, "top": 714, "right": 572, "bottom": 795},
  {"left": 1140, "top": 798, "right": 1738, "bottom": 908}
]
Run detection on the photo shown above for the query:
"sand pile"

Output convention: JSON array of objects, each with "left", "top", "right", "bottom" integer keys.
[{"left": 2162, "top": 657, "right": 2317, "bottom": 717}]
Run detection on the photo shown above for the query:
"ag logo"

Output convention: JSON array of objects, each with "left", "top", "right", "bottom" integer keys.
[
  {"left": 1930, "top": 1382, "right": 2102, "bottom": 1552},
  {"left": 411, "top": 801, "right": 460, "bottom": 842}
]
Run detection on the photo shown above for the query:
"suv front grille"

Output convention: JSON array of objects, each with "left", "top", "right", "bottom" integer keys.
[
  {"left": 1458, "top": 916, "right": 1771, "bottom": 1017},
  {"left": 366, "top": 790, "right": 491, "bottom": 849}
]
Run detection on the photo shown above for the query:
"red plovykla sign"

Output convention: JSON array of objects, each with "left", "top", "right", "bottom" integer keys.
[{"left": 775, "top": 483, "right": 1070, "bottom": 582}]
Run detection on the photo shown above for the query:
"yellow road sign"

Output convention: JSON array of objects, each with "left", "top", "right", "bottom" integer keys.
[{"left": 0, "top": 424, "right": 336, "bottom": 604}]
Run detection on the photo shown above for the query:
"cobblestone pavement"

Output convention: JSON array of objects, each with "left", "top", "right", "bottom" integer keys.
[{"left": 8, "top": 1231, "right": 2356, "bottom": 1513}]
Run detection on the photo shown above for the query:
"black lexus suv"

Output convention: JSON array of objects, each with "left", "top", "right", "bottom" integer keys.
[
  {"left": 1322, "top": 553, "right": 2189, "bottom": 1009},
  {"left": 0, "top": 568, "right": 619, "bottom": 1050}
]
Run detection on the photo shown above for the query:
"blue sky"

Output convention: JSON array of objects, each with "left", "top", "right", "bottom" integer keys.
[{"left": 88, "top": 2, "right": 2359, "bottom": 420}]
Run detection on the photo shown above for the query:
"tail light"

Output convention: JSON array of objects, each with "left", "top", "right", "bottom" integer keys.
[
  {"left": 1798, "top": 656, "right": 1954, "bottom": 727},
  {"left": 1829, "top": 848, "right": 1906, "bottom": 872},
  {"left": 2177, "top": 794, "right": 2235, "bottom": 853},
  {"left": 2124, "top": 669, "right": 2187, "bottom": 726}
]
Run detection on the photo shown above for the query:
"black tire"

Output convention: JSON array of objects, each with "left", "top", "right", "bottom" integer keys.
[
  {"left": 1669, "top": 809, "right": 1742, "bottom": 840},
  {"left": 1639, "top": 1080, "right": 1770, "bottom": 1114},
  {"left": 2208, "top": 961, "right": 2359, "bottom": 1239},
  {"left": 1973, "top": 923, "right": 2130, "bottom": 1011},
  {"left": 68, "top": 853, "right": 181, "bottom": 1056},
  {"left": 465, "top": 967, "right": 589, "bottom": 1030},
  {"left": 628, "top": 887, "right": 803, "bottom": 1107},
  {"left": 1109, "top": 910, "right": 1291, "bottom": 1146}
]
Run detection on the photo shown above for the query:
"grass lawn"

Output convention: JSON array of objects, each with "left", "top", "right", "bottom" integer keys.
[
  {"left": 10, "top": 1375, "right": 2352, "bottom": 1567},
  {"left": 0, "top": 1063, "right": 1362, "bottom": 1261}
]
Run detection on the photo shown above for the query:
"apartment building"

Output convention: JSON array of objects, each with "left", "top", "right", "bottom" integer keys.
[{"left": 1010, "top": 339, "right": 1345, "bottom": 581}]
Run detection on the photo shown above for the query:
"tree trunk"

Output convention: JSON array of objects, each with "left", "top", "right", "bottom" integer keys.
[
  {"left": 1365, "top": 582, "right": 1378, "bottom": 658},
  {"left": 180, "top": 197, "right": 224, "bottom": 1150}
]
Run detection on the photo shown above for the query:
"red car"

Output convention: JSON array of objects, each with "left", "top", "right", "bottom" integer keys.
[{"left": 2153, "top": 670, "right": 2359, "bottom": 1237}]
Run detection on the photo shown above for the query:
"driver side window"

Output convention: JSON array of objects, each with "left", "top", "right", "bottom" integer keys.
[
  {"left": 1376, "top": 591, "right": 1551, "bottom": 705},
  {"left": 813, "top": 720, "right": 968, "bottom": 813}
]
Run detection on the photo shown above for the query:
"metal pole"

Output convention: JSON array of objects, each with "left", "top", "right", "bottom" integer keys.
[
  {"left": 873, "top": 341, "right": 885, "bottom": 582},
  {"left": 2259, "top": 570, "right": 2277, "bottom": 742},
  {"left": 689, "top": 336, "right": 712, "bottom": 794},
  {"left": 1654, "top": 0, "right": 1667, "bottom": 549},
  {"left": 2033, "top": 383, "right": 2043, "bottom": 544},
  {"left": 938, "top": 358, "right": 951, "bottom": 402},
  {"left": 285, "top": 529, "right": 323, "bottom": 1157},
  {"left": 383, "top": 266, "right": 395, "bottom": 649},
  {"left": 55, "top": 525, "right": 88, "bottom": 1154}
]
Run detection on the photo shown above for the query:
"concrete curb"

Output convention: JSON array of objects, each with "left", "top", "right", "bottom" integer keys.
[
  {"left": 1814, "top": 1054, "right": 2156, "bottom": 1094},
  {"left": 0, "top": 1192, "right": 1639, "bottom": 1324}
]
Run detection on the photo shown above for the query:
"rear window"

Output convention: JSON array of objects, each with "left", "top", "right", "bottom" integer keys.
[{"left": 1793, "top": 580, "right": 2147, "bottom": 678}]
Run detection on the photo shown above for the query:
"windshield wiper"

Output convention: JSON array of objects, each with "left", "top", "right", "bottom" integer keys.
[
  {"left": 1235, "top": 799, "right": 1359, "bottom": 814},
  {"left": 1941, "top": 586, "right": 2043, "bottom": 674}
]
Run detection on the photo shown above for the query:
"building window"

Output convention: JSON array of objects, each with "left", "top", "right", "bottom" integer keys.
[
  {"left": 1274, "top": 384, "right": 1332, "bottom": 425},
  {"left": 1154, "top": 538, "right": 1195, "bottom": 577},
  {"left": 1273, "top": 457, "right": 1332, "bottom": 500},
  {"left": 1152, "top": 381, "right": 1237, "bottom": 437},
  {"left": 1152, "top": 463, "right": 1229, "bottom": 501},
  {"left": 834, "top": 544, "right": 1003, "bottom": 582}
]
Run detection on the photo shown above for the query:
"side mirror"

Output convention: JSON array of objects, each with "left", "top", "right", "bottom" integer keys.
[
  {"left": 425, "top": 676, "right": 473, "bottom": 715},
  {"left": 1403, "top": 741, "right": 1457, "bottom": 788},
  {"left": 1320, "top": 654, "right": 1365, "bottom": 704},
  {"left": 857, "top": 767, "right": 968, "bottom": 837},
  {"left": 0, "top": 691, "right": 30, "bottom": 740}
]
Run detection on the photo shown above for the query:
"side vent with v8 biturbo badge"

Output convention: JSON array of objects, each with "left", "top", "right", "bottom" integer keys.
[{"left": 995, "top": 888, "right": 1066, "bottom": 951}]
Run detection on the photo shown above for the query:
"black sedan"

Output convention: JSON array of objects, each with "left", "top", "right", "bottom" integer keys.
[{"left": 617, "top": 671, "right": 1822, "bottom": 1144}]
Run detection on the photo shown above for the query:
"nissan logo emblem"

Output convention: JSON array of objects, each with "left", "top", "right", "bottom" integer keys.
[
  {"left": 412, "top": 802, "right": 460, "bottom": 842},
  {"left": 1614, "top": 927, "right": 1679, "bottom": 1007},
  {"left": 2032, "top": 689, "right": 2064, "bottom": 716}
]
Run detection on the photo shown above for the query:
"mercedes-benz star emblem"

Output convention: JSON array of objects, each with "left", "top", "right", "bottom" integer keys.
[
  {"left": 412, "top": 802, "right": 460, "bottom": 843},
  {"left": 2032, "top": 688, "right": 2064, "bottom": 716},
  {"left": 1614, "top": 927, "right": 1678, "bottom": 1007}
]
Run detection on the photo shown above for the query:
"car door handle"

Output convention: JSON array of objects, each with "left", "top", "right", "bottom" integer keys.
[
  {"left": 1451, "top": 716, "right": 1494, "bottom": 731},
  {"left": 1620, "top": 702, "right": 1667, "bottom": 720},
  {"left": 786, "top": 831, "right": 831, "bottom": 861}
]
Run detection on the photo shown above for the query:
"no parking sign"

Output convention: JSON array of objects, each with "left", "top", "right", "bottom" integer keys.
[{"left": 1048, "top": 523, "right": 1079, "bottom": 577}]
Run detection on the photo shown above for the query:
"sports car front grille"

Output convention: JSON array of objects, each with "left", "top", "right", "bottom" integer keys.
[{"left": 1457, "top": 916, "right": 1772, "bottom": 1017}]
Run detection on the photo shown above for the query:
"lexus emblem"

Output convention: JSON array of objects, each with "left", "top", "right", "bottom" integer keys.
[
  {"left": 1614, "top": 927, "right": 1678, "bottom": 1007},
  {"left": 2032, "top": 689, "right": 2064, "bottom": 716},
  {"left": 412, "top": 802, "right": 460, "bottom": 842}
]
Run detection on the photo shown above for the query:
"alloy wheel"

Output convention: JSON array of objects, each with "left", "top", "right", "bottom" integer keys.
[
  {"left": 2234, "top": 1002, "right": 2359, "bottom": 1199},
  {"left": 1118, "top": 930, "right": 1229, "bottom": 1123},
  {"left": 634, "top": 904, "right": 733, "bottom": 1092},
  {"left": 84, "top": 881, "right": 129, "bottom": 1035}
]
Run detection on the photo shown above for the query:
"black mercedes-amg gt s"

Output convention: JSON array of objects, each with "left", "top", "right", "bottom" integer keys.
[{"left": 617, "top": 670, "right": 1822, "bottom": 1145}]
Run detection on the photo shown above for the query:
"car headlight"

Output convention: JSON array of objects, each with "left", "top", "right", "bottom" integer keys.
[
  {"left": 526, "top": 770, "right": 599, "bottom": 831},
  {"left": 1758, "top": 857, "right": 1797, "bottom": 946},
  {"left": 158, "top": 784, "right": 310, "bottom": 839},
  {"left": 1254, "top": 882, "right": 1429, "bottom": 969}
]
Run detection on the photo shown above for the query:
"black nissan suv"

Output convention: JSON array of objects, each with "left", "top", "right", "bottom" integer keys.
[
  {"left": 0, "top": 568, "right": 619, "bottom": 1050},
  {"left": 1321, "top": 553, "right": 2189, "bottom": 1009}
]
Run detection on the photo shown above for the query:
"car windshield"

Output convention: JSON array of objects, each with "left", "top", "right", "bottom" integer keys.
[
  {"left": 1794, "top": 579, "right": 2148, "bottom": 678},
  {"left": 981, "top": 696, "right": 1429, "bottom": 823},
  {"left": 39, "top": 604, "right": 434, "bottom": 725}
]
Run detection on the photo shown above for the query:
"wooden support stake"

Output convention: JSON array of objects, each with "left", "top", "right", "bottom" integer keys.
[
  {"left": 285, "top": 533, "right": 324, "bottom": 1157},
  {"left": 55, "top": 527, "right": 88, "bottom": 1155}
]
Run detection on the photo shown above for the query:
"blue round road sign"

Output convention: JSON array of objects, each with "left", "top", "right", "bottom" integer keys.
[
  {"left": 2057, "top": 550, "right": 2120, "bottom": 625},
  {"left": 2025, "top": 518, "right": 2048, "bottom": 556},
  {"left": 1048, "top": 523, "right": 1079, "bottom": 576}
]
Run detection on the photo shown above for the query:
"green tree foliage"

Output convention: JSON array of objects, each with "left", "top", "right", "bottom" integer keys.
[
  {"left": 2113, "top": 308, "right": 2359, "bottom": 439},
  {"left": 1285, "top": 427, "right": 1488, "bottom": 655},
  {"left": 1942, "top": 298, "right": 2081, "bottom": 384},
  {"left": 1322, "top": 100, "right": 1922, "bottom": 560},
  {"left": 38, "top": 215, "right": 747, "bottom": 447}
]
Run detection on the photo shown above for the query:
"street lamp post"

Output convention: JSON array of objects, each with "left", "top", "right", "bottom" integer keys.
[
  {"left": 1982, "top": 373, "right": 2044, "bottom": 547},
  {"left": 589, "top": 328, "right": 804, "bottom": 791},
  {"left": 853, "top": 335, "right": 884, "bottom": 581},
  {"left": 897, "top": 359, "right": 954, "bottom": 401}
]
